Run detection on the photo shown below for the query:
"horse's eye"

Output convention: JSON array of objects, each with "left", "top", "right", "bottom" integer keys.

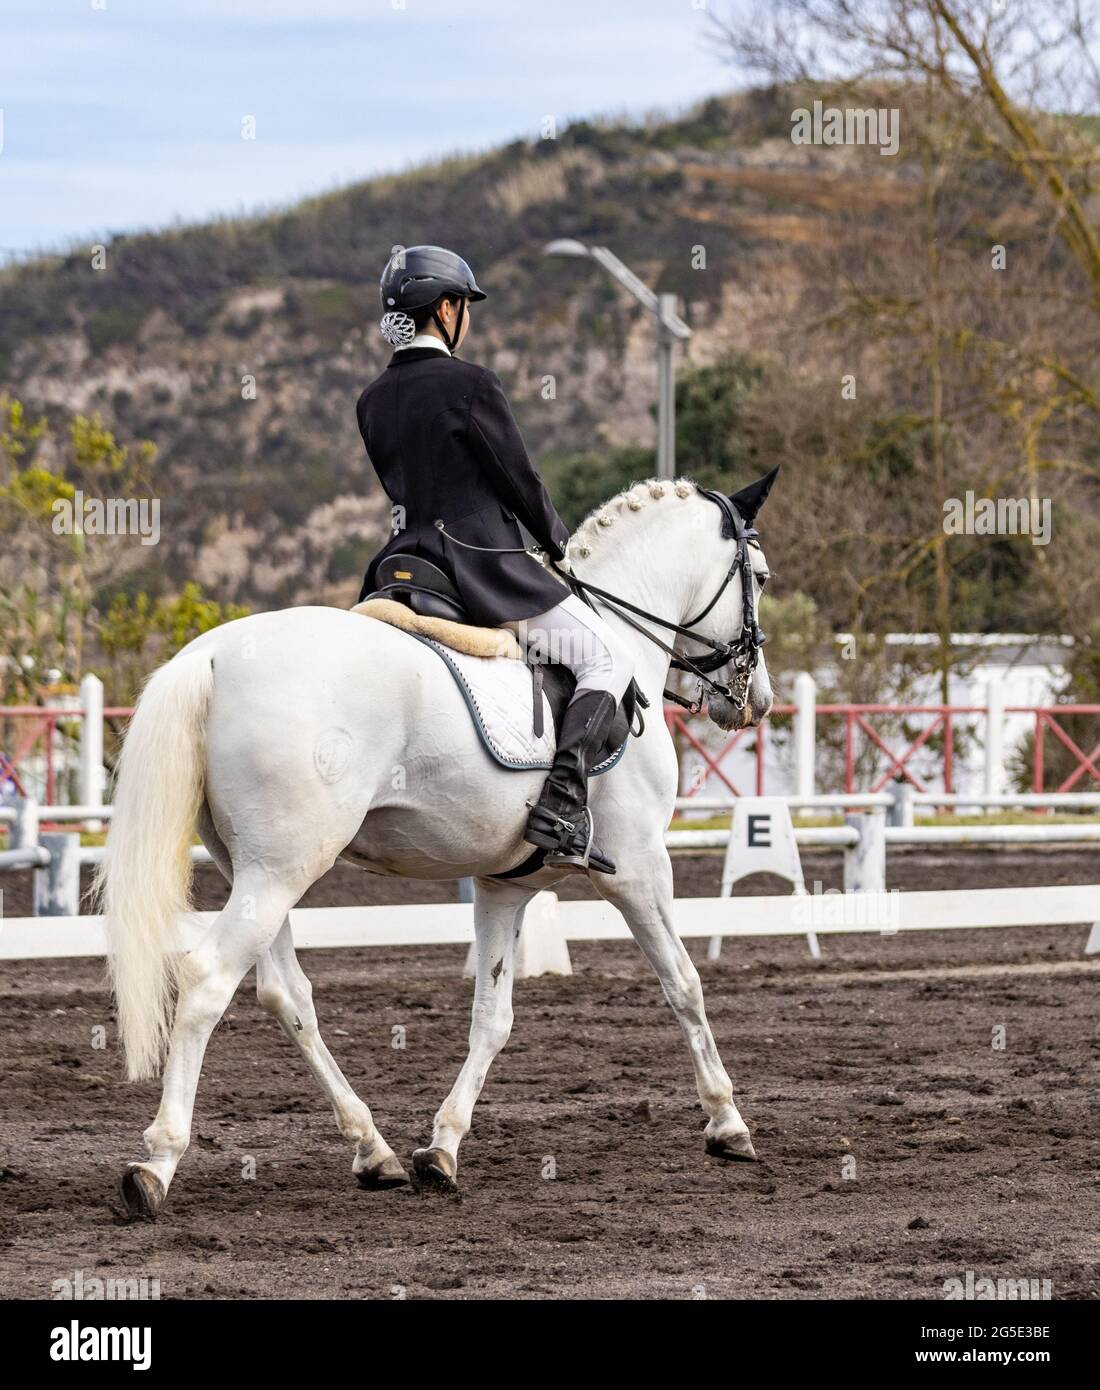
[{"left": 757, "top": 572, "right": 770, "bottom": 590}]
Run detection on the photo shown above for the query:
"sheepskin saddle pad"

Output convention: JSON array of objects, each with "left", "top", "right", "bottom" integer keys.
[{"left": 352, "top": 596, "right": 522, "bottom": 659}]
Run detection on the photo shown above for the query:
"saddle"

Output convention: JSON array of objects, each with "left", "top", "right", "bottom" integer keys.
[
  {"left": 354, "top": 552, "right": 638, "bottom": 753},
  {"left": 362, "top": 554, "right": 467, "bottom": 623}
]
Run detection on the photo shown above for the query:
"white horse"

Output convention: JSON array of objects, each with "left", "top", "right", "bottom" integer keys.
[{"left": 99, "top": 476, "right": 775, "bottom": 1219}]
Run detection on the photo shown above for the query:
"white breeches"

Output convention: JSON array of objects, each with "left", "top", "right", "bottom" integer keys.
[{"left": 502, "top": 593, "right": 636, "bottom": 703}]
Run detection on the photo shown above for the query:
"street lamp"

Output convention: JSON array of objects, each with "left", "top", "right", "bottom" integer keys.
[{"left": 543, "top": 239, "right": 692, "bottom": 481}]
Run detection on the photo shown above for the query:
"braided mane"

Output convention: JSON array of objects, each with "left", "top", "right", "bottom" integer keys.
[{"left": 566, "top": 478, "right": 699, "bottom": 560}]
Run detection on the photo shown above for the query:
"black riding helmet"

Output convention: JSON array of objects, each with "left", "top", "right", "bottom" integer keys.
[{"left": 379, "top": 245, "right": 486, "bottom": 353}]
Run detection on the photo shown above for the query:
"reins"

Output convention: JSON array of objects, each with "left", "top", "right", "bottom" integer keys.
[
  {"left": 436, "top": 489, "right": 767, "bottom": 716},
  {"left": 553, "top": 490, "right": 765, "bottom": 713}
]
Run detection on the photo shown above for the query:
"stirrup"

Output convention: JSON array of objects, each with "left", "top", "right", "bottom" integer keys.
[{"left": 525, "top": 803, "right": 616, "bottom": 875}]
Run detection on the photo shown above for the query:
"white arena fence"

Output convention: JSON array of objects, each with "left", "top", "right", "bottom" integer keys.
[
  {"left": 3, "top": 787, "right": 1100, "bottom": 962},
  {"left": 3, "top": 887, "right": 1100, "bottom": 971}
]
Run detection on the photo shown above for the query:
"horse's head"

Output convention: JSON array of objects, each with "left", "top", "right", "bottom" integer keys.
[
  {"left": 678, "top": 469, "right": 778, "bottom": 733},
  {"left": 564, "top": 471, "right": 779, "bottom": 731}
]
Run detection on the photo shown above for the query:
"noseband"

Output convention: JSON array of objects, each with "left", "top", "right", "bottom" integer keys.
[{"left": 553, "top": 488, "right": 767, "bottom": 715}]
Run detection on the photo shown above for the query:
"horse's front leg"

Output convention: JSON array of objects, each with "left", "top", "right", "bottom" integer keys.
[
  {"left": 412, "top": 877, "right": 533, "bottom": 1191},
  {"left": 595, "top": 842, "right": 756, "bottom": 1162}
]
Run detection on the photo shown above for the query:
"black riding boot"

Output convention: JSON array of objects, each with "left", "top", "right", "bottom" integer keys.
[{"left": 524, "top": 688, "right": 617, "bottom": 874}]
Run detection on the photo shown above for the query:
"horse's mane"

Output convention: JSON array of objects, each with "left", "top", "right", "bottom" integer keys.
[{"left": 566, "top": 477, "right": 700, "bottom": 560}]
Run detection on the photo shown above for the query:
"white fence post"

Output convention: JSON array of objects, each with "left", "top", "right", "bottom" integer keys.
[
  {"left": 794, "top": 671, "right": 816, "bottom": 801},
  {"left": 34, "top": 831, "right": 81, "bottom": 917},
  {"left": 887, "top": 781, "right": 915, "bottom": 828},
  {"left": 983, "top": 674, "right": 1006, "bottom": 803},
  {"left": 11, "top": 795, "right": 39, "bottom": 854},
  {"left": 79, "top": 673, "right": 104, "bottom": 832},
  {"left": 844, "top": 810, "right": 886, "bottom": 893}
]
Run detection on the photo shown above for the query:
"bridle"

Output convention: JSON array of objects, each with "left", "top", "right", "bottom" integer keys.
[
  {"left": 552, "top": 489, "right": 767, "bottom": 715},
  {"left": 436, "top": 489, "right": 768, "bottom": 716}
]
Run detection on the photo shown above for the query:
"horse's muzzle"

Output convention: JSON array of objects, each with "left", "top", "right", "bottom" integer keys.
[
  {"left": 741, "top": 690, "right": 774, "bottom": 729},
  {"left": 704, "top": 692, "right": 743, "bottom": 731}
]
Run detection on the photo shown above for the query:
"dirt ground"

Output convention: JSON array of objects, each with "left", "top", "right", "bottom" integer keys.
[{"left": 1, "top": 850, "right": 1097, "bottom": 1300}]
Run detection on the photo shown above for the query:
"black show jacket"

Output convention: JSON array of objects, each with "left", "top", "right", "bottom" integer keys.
[{"left": 356, "top": 347, "right": 572, "bottom": 626}]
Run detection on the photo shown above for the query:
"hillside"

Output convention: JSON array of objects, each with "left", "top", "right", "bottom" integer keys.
[{"left": 0, "top": 88, "right": 934, "bottom": 612}]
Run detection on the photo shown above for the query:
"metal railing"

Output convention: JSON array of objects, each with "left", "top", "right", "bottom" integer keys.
[
  {"left": 7, "top": 672, "right": 1100, "bottom": 806},
  {"left": 666, "top": 672, "right": 1100, "bottom": 799}
]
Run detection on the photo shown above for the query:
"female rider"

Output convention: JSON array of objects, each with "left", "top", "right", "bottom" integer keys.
[{"left": 356, "top": 245, "right": 634, "bottom": 874}]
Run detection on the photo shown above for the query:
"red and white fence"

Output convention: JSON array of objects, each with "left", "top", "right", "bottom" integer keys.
[
  {"left": 6, "top": 672, "right": 1100, "bottom": 811},
  {"left": 668, "top": 672, "right": 1100, "bottom": 800}
]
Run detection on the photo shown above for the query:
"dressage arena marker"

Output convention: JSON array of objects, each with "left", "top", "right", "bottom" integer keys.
[
  {"left": 710, "top": 796, "right": 818, "bottom": 961},
  {"left": 3, "top": 883, "right": 1099, "bottom": 964}
]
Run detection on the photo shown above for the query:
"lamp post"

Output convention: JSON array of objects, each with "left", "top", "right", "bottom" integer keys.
[{"left": 543, "top": 239, "right": 692, "bottom": 481}]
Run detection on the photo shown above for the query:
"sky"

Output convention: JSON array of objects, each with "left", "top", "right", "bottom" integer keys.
[{"left": 0, "top": 0, "right": 736, "bottom": 259}]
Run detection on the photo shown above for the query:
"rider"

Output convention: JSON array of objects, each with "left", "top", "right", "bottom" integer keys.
[{"left": 356, "top": 245, "right": 635, "bottom": 875}]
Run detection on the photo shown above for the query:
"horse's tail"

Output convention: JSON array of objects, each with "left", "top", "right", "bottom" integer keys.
[{"left": 94, "top": 647, "right": 215, "bottom": 1081}]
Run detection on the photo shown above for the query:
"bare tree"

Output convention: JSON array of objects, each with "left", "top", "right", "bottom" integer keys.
[{"left": 711, "top": 0, "right": 1100, "bottom": 699}]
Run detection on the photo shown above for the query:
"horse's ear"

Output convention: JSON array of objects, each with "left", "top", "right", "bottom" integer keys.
[{"left": 729, "top": 466, "right": 780, "bottom": 526}]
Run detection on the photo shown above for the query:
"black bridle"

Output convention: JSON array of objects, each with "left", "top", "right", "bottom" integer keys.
[
  {"left": 551, "top": 488, "right": 767, "bottom": 714},
  {"left": 436, "top": 489, "right": 768, "bottom": 716}
]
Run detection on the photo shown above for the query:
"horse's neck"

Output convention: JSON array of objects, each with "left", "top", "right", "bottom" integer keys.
[{"left": 569, "top": 500, "right": 713, "bottom": 694}]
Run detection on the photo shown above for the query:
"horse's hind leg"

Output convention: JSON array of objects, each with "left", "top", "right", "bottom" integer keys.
[
  {"left": 412, "top": 877, "right": 532, "bottom": 1191},
  {"left": 201, "top": 805, "right": 404, "bottom": 1185},
  {"left": 255, "top": 921, "right": 408, "bottom": 1189},
  {"left": 119, "top": 870, "right": 299, "bottom": 1220}
]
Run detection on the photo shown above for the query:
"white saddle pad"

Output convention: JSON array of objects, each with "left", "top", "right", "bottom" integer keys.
[
  {"left": 415, "top": 636, "right": 628, "bottom": 775},
  {"left": 419, "top": 637, "right": 556, "bottom": 769}
]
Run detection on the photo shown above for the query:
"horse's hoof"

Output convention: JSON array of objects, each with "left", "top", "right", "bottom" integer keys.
[
  {"left": 705, "top": 1131, "right": 758, "bottom": 1163},
  {"left": 356, "top": 1154, "right": 411, "bottom": 1191},
  {"left": 119, "top": 1164, "right": 166, "bottom": 1221},
  {"left": 411, "top": 1146, "right": 458, "bottom": 1193}
]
